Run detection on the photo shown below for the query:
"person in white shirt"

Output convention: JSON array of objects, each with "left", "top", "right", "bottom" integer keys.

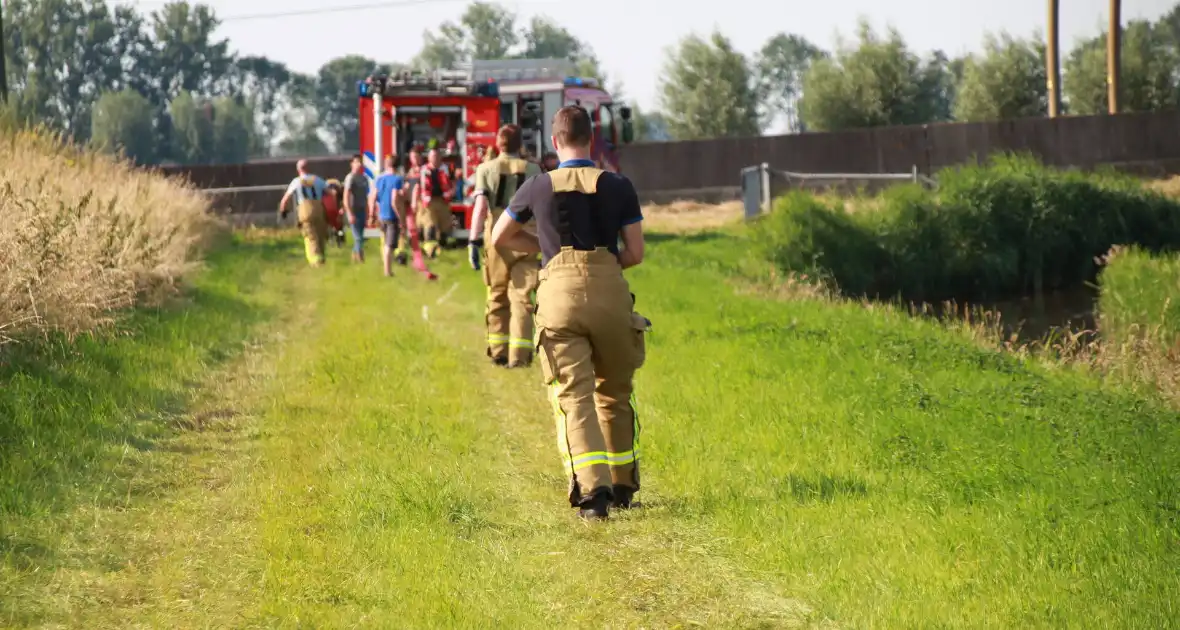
[{"left": 278, "top": 159, "right": 330, "bottom": 267}]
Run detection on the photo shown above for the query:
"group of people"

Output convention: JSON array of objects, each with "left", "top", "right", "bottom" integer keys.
[
  {"left": 280, "top": 107, "right": 649, "bottom": 521},
  {"left": 280, "top": 146, "right": 462, "bottom": 276}
]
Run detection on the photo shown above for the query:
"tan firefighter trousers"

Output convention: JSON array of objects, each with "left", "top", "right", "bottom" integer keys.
[
  {"left": 297, "top": 199, "right": 328, "bottom": 265},
  {"left": 484, "top": 211, "right": 540, "bottom": 364},
  {"left": 421, "top": 197, "right": 450, "bottom": 256},
  {"left": 534, "top": 247, "right": 650, "bottom": 507}
]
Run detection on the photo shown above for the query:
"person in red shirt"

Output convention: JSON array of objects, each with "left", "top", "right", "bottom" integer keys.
[
  {"left": 323, "top": 178, "right": 345, "bottom": 247},
  {"left": 398, "top": 148, "right": 424, "bottom": 266},
  {"left": 418, "top": 148, "right": 453, "bottom": 259}
]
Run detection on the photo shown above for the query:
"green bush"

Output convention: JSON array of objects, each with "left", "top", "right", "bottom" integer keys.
[
  {"left": 1098, "top": 246, "right": 1180, "bottom": 351},
  {"left": 753, "top": 154, "right": 1180, "bottom": 303}
]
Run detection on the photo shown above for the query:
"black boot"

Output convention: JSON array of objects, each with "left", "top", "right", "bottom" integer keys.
[
  {"left": 578, "top": 489, "right": 611, "bottom": 521},
  {"left": 491, "top": 355, "right": 509, "bottom": 367},
  {"left": 610, "top": 485, "right": 635, "bottom": 510},
  {"left": 507, "top": 356, "right": 533, "bottom": 369}
]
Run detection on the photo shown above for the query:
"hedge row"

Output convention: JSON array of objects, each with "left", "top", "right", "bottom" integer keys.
[{"left": 752, "top": 154, "right": 1180, "bottom": 303}]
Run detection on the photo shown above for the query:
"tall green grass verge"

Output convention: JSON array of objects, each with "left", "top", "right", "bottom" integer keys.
[
  {"left": 1098, "top": 246, "right": 1180, "bottom": 350},
  {"left": 753, "top": 153, "right": 1180, "bottom": 303},
  {"left": 1085, "top": 245, "right": 1180, "bottom": 403}
]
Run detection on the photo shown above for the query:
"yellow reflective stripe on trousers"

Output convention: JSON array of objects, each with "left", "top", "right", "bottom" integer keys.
[
  {"left": 488, "top": 334, "right": 509, "bottom": 344},
  {"left": 605, "top": 449, "right": 639, "bottom": 466},
  {"left": 548, "top": 383, "right": 575, "bottom": 477},
  {"left": 549, "top": 382, "right": 639, "bottom": 475},
  {"left": 564, "top": 450, "right": 610, "bottom": 471},
  {"left": 509, "top": 337, "right": 532, "bottom": 349}
]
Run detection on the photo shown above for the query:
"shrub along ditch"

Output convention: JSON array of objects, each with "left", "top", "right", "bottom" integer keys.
[{"left": 752, "top": 154, "right": 1180, "bottom": 304}]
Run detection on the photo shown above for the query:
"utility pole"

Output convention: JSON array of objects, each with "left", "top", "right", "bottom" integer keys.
[
  {"left": 0, "top": 0, "right": 8, "bottom": 104},
  {"left": 1108, "top": 0, "right": 1121, "bottom": 114},
  {"left": 1047, "top": 0, "right": 1061, "bottom": 117}
]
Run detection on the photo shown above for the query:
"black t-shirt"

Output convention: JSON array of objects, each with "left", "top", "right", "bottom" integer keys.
[{"left": 506, "top": 162, "right": 643, "bottom": 267}]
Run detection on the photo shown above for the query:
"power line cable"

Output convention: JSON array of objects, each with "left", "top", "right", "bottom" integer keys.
[
  {"left": 116, "top": 0, "right": 561, "bottom": 24},
  {"left": 220, "top": 0, "right": 483, "bottom": 22}
]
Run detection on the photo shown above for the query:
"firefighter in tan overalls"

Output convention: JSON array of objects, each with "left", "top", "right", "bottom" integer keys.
[
  {"left": 491, "top": 106, "right": 650, "bottom": 521},
  {"left": 468, "top": 125, "right": 543, "bottom": 367},
  {"left": 418, "top": 148, "right": 453, "bottom": 259},
  {"left": 278, "top": 159, "right": 330, "bottom": 267}
]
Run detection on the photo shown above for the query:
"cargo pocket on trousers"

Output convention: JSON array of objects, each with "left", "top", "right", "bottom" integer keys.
[
  {"left": 631, "top": 311, "right": 652, "bottom": 369},
  {"left": 535, "top": 328, "right": 557, "bottom": 385}
]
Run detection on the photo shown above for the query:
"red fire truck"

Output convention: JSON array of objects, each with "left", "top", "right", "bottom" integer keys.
[{"left": 356, "top": 58, "right": 634, "bottom": 242}]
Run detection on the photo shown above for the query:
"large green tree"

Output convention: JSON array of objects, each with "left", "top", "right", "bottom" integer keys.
[
  {"left": 211, "top": 96, "right": 255, "bottom": 164},
  {"left": 630, "top": 105, "right": 673, "bottom": 142},
  {"left": 223, "top": 56, "right": 308, "bottom": 156},
  {"left": 954, "top": 32, "right": 1047, "bottom": 122},
  {"left": 1064, "top": 19, "right": 1180, "bottom": 115},
  {"left": 315, "top": 55, "right": 384, "bottom": 152},
  {"left": 413, "top": 4, "right": 604, "bottom": 80},
  {"left": 920, "top": 50, "right": 960, "bottom": 123},
  {"left": 657, "top": 31, "right": 761, "bottom": 140},
  {"left": 754, "top": 33, "right": 827, "bottom": 132},
  {"left": 1, "top": 0, "right": 136, "bottom": 140},
  {"left": 148, "top": 1, "right": 232, "bottom": 103},
  {"left": 413, "top": 2, "right": 517, "bottom": 68},
  {"left": 799, "top": 20, "right": 950, "bottom": 131},
  {"left": 168, "top": 90, "right": 215, "bottom": 164},
  {"left": 277, "top": 105, "right": 332, "bottom": 157},
  {"left": 414, "top": 23, "right": 468, "bottom": 70},
  {"left": 461, "top": 2, "right": 518, "bottom": 59},
  {"left": 517, "top": 16, "right": 603, "bottom": 80},
  {"left": 91, "top": 89, "right": 157, "bottom": 165}
]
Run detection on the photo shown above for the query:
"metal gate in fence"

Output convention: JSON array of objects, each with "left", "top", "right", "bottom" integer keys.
[{"left": 739, "top": 163, "right": 937, "bottom": 220}]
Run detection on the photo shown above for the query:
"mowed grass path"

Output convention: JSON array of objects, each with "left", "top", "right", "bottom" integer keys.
[{"left": 2, "top": 228, "right": 1178, "bottom": 628}]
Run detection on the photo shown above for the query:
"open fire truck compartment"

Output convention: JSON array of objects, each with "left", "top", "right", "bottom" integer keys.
[{"left": 464, "top": 58, "right": 606, "bottom": 160}]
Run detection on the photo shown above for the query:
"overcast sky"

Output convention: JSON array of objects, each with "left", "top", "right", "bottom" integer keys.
[{"left": 130, "top": 0, "right": 1176, "bottom": 124}]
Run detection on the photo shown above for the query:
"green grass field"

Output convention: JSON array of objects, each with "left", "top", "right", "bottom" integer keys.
[{"left": 2, "top": 227, "right": 1178, "bottom": 628}]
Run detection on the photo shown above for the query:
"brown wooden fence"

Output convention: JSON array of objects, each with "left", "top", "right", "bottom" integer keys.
[
  {"left": 159, "top": 110, "right": 1180, "bottom": 214},
  {"left": 617, "top": 110, "right": 1180, "bottom": 193}
]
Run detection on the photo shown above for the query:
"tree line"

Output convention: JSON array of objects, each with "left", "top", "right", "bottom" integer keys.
[
  {"left": 0, "top": 0, "right": 612, "bottom": 165},
  {"left": 664, "top": 6, "right": 1180, "bottom": 139},
  {"left": 4, "top": 1, "right": 1180, "bottom": 165}
]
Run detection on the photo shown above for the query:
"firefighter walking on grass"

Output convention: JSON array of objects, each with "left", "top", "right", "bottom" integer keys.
[
  {"left": 419, "top": 148, "right": 453, "bottom": 259},
  {"left": 279, "top": 159, "right": 330, "bottom": 267},
  {"left": 468, "top": 124, "right": 543, "bottom": 367},
  {"left": 491, "top": 106, "right": 650, "bottom": 521}
]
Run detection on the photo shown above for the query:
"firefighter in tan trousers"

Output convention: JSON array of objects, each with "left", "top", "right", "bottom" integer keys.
[
  {"left": 491, "top": 106, "right": 650, "bottom": 521},
  {"left": 468, "top": 124, "right": 544, "bottom": 367},
  {"left": 278, "top": 159, "right": 330, "bottom": 267},
  {"left": 419, "top": 148, "right": 454, "bottom": 258}
]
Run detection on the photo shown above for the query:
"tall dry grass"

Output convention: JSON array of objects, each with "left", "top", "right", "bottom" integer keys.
[
  {"left": 0, "top": 127, "right": 220, "bottom": 342},
  {"left": 641, "top": 200, "right": 744, "bottom": 233}
]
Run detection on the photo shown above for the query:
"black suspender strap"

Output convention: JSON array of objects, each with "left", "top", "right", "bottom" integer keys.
[{"left": 494, "top": 173, "right": 527, "bottom": 208}]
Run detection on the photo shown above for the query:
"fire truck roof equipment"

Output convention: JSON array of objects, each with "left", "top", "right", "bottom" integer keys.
[
  {"left": 356, "top": 70, "right": 499, "bottom": 98},
  {"left": 466, "top": 57, "right": 577, "bottom": 83}
]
